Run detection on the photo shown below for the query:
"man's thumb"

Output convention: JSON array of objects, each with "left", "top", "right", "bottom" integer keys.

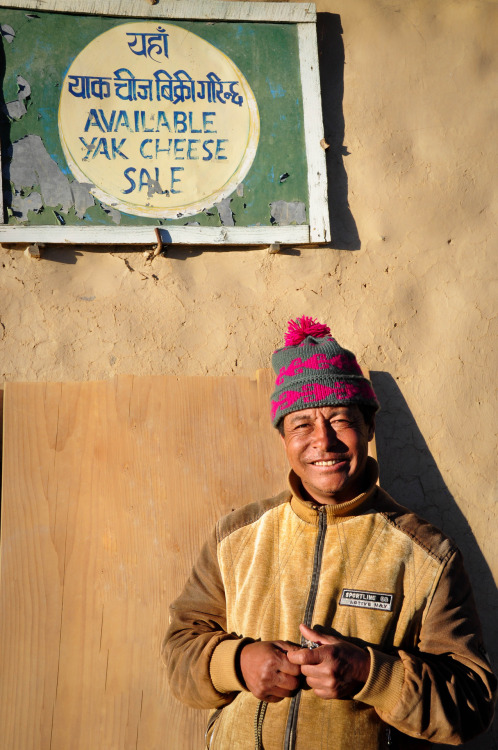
[{"left": 299, "top": 623, "right": 338, "bottom": 646}]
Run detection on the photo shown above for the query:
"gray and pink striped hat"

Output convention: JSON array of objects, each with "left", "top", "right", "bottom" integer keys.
[{"left": 270, "top": 316, "right": 379, "bottom": 427}]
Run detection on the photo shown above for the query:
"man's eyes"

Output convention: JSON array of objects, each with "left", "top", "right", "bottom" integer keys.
[
  {"left": 291, "top": 418, "right": 354, "bottom": 432},
  {"left": 331, "top": 418, "right": 357, "bottom": 429}
]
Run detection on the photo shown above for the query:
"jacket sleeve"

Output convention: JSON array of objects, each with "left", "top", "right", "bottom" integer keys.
[
  {"left": 162, "top": 526, "right": 248, "bottom": 709},
  {"left": 354, "top": 549, "right": 497, "bottom": 745}
]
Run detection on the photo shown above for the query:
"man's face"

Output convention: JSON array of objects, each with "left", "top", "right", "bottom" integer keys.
[{"left": 280, "top": 405, "right": 375, "bottom": 505}]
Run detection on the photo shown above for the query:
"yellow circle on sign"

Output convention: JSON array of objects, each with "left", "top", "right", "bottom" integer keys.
[{"left": 58, "top": 23, "right": 260, "bottom": 218}]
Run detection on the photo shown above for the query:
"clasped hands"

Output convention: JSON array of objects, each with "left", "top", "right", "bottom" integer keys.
[{"left": 239, "top": 624, "right": 370, "bottom": 703}]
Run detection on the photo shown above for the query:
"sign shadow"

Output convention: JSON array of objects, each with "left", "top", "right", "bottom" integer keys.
[{"left": 317, "top": 13, "right": 360, "bottom": 251}]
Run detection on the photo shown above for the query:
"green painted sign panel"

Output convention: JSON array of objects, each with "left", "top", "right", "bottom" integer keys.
[{"left": 0, "top": 9, "right": 309, "bottom": 230}]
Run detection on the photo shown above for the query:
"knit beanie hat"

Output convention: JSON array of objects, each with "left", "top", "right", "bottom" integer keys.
[{"left": 270, "top": 316, "right": 379, "bottom": 427}]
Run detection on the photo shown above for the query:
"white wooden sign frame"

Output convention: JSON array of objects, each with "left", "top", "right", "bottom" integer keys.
[{"left": 0, "top": 0, "right": 329, "bottom": 246}]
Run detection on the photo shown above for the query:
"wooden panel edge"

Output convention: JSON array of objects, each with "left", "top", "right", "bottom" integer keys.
[
  {"left": 298, "top": 23, "right": 330, "bottom": 243},
  {"left": 0, "top": 1, "right": 317, "bottom": 23},
  {"left": 0, "top": 138, "right": 3, "bottom": 226},
  {"left": 0, "top": 385, "right": 3, "bottom": 505},
  {"left": 0, "top": 224, "right": 311, "bottom": 245}
]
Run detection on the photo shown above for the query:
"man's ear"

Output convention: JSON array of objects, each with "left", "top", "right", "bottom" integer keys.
[
  {"left": 277, "top": 418, "right": 287, "bottom": 442},
  {"left": 367, "top": 415, "right": 376, "bottom": 442}
]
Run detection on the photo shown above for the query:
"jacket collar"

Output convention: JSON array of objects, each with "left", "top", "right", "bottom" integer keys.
[{"left": 289, "top": 456, "right": 379, "bottom": 525}]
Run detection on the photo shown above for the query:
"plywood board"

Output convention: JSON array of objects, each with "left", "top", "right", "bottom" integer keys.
[
  {"left": 0, "top": 369, "right": 376, "bottom": 749},
  {"left": 0, "top": 370, "right": 288, "bottom": 750}
]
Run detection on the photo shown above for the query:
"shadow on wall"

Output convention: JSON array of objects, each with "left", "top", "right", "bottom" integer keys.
[
  {"left": 317, "top": 14, "right": 360, "bottom": 251},
  {"left": 371, "top": 371, "right": 497, "bottom": 749}
]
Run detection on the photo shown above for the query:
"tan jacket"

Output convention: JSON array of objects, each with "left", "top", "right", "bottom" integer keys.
[{"left": 163, "top": 459, "right": 496, "bottom": 749}]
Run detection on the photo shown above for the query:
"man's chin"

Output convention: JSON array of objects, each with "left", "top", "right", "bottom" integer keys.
[
  {"left": 302, "top": 480, "right": 353, "bottom": 506},
  {"left": 303, "top": 464, "right": 374, "bottom": 503}
]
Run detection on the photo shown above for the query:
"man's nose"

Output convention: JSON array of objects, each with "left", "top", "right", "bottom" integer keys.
[{"left": 312, "top": 419, "right": 339, "bottom": 450}]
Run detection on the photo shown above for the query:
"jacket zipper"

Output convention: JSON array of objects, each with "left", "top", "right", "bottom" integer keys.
[
  {"left": 254, "top": 699, "right": 268, "bottom": 750},
  {"left": 205, "top": 707, "right": 222, "bottom": 748},
  {"left": 284, "top": 506, "right": 327, "bottom": 750}
]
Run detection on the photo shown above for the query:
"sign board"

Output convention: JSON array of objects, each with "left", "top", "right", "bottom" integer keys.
[{"left": 0, "top": 1, "right": 329, "bottom": 245}]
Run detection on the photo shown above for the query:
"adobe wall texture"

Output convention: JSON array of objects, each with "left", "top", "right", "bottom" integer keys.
[{"left": 1, "top": 2, "right": 496, "bottom": 745}]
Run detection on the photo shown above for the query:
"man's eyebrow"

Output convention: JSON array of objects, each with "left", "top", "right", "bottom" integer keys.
[{"left": 288, "top": 413, "right": 312, "bottom": 423}]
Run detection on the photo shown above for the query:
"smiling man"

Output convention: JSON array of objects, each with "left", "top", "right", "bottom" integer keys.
[
  {"left": 280, "top": 405, "right": 375, "bottom": 505},
  {"left": 163, "top": 317, "right": 496, "bottom": 749}
]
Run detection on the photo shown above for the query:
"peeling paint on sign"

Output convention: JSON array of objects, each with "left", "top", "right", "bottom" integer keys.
[
  {"left": 215, "top": 198, "right": 235, "bottom": 227},
  {"left": 2, "top": 75, "right": 31, "bottom": 121},
  {"left": 10, "top": 190, "right": 42, "bottom": 221},
  {"left": 7, "top": 134, "right": 74, "bottom": 212},
  {"left": 101, "top": 204, "right": 121, "bottom": 225},
  {"left": 71, "top": 180, "right": 96, "bottom": 219},
  {"left": 0, "top": 23, "right": 15, "bottom": 43},
  {"left": 4, "top": 134, "right": 97, "bottom": 220},
  {"left": 270, "top": 200, "right": 306, "bottom": 225}
]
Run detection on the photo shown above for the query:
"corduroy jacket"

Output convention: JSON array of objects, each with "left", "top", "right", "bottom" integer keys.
[{"left": 163, "top": 459, "right": 496, "bottom": 749}]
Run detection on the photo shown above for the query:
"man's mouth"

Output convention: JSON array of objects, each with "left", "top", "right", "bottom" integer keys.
[{"left": 311, "top": 459, "right": 346, "bottom": 466}]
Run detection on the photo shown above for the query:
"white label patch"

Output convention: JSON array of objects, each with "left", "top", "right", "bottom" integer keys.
[{"left": 339, "top": 589, "right": 394, "bottom": 611}]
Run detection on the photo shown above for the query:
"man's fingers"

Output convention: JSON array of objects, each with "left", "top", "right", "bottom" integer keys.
[
  {"left": 299, "top": 623, "right": 339, "bottom": 646},
  {"left": 264, "top": 686, "right": 294, "bottom": 702},
  {"left": 278, "top": 657, "right": 302, "bottom": 676},
  {"left": 272, "top": 643, "right": 302, "bottom": 675},
  {"left": 275, "top": 670, "right": 301, "bottom": 692},
  {"left": 300, "top": 662, "right": 328, "bottom": 678},
  {"left": 259, "top": 676, "right": 300, "bottom": 702},
  {"left": 239, "top": 640, "right": 305, "bottom": 701},
  {"left": 304, "top": 673, "right": 352, "bottom": 699},
  {"left": 287, "top": 647, "right": 323, "bottom": 666},
  {"left": 274, "top": 640, "right": 302, "bottom": 653}
]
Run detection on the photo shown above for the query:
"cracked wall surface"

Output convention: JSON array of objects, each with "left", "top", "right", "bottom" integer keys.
[{"left": 1, "top": 2, "right": 497, "bottom": 746}]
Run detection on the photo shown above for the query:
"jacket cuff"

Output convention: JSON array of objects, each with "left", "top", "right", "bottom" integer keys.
[
  {"left": 209, "top": 638, "right": 252, "bottom": 694},
  {"left": 353, "top": 647, "right": 405, "bottom": 712}
]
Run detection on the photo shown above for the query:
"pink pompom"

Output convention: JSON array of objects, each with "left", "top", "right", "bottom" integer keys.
[{"left": 284, "top": 316, "right": 332, "bottom": 346}]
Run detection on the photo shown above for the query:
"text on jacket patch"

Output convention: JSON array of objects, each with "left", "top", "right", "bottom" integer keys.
[{"left": 339, "top": 589, "right": 394, "bottom": 611}]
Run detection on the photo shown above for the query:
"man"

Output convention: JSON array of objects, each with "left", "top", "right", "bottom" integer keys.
[{"left": 163, "top": 316, "right": 496, "bottom": 749}]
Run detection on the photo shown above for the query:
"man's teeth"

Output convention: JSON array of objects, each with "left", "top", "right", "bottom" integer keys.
[{"left": 313, "top": 460, "right": 342, "bottom": 466}]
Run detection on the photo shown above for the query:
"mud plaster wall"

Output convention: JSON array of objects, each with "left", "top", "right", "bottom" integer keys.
[{"left": 1, "top": 1, "right": 497, "bottom": 746}]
